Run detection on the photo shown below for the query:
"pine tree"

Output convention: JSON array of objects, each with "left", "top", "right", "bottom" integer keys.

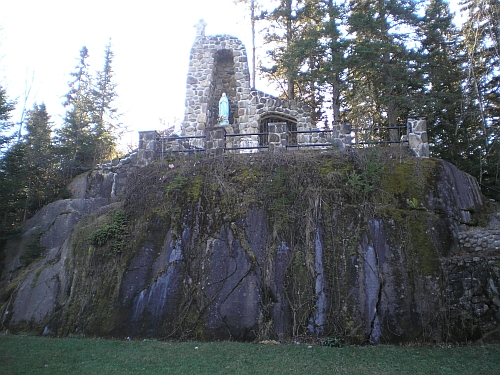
[
  {"left": 459, "top": 0, "right": 500, "bottom": 186},
  {"left": 92, "top": 41, "right": 121, "bottom": 164},
  {"left": 285, "top": 0, "right": 326, "bottom": 121},
  {"left": 418, "top": 0, "right": 465, "bottom": 165},
  {"left": 0, "top": 144, "right": 27, "bottom": 237},
  {"left": 0, "top": 87, "right": 18, "bottom": 240},
  {"left": 261, "top": 0, "right": 347, "bottom": 123},
  {"left": 261, "top": 0, "right": 300, "bottom": 100},
  {"left": 321, "top": 0, "right": 346, "bottom": 124},
  {"left": 0, "top": 85, "right": 17, "bottom": 151},
  {"left": 23, "top": 103, "right": 61, "bottom": 219},
  {"left": 346, "top": 0, "right": 419, "bottom": 142},
  {"left": 57, "top": 46, "right": 96, "bottom": 176}
]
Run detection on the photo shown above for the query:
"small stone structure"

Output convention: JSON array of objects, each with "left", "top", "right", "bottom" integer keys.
[
  {"left": 137, "top": 33, "right": 429, "bottom": 162},
  {"left": 181, "top": 35, "right": 313, "bottom": 140}
]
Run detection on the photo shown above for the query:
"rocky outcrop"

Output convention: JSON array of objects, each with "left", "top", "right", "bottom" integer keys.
[{"left": 1, "top": 151, "right": 499, "bottom": 344}]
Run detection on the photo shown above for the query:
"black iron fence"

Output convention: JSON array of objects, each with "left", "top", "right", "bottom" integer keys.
[{"left": 154, "top": 125, "right": 409, "bottom": 155}]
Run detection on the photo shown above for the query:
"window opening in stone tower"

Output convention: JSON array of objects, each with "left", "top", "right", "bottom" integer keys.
[{"left": 259, "top": 117, "right": 297, "bottom": 146}]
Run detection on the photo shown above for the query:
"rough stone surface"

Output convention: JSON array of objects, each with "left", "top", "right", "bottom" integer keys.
[{"left": 1, "top": 154, "right": 499, "bottom": 344}]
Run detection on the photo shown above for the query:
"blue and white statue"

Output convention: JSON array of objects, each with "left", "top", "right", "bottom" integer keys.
[{"left": 218, "top": 93, "right": 229, "bottom": 125}]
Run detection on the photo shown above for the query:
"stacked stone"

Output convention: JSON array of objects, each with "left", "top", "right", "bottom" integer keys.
[
  {"left": 267, "top": 122, "right": 287, "bottom": 151},
  {"left": 327, "top": 122, "right": 352, "bottom": 151},
  {"left": 406, "top": 117, "right": 429, "bottom": 158},
  {"left": 181, "top": 35, "right": 314, "bottom": 152},
  {"left": 247, "top": 90, "right": 313, "bottom": 135},
  {"left": 458, "top": 229, "right": 500, "bottom": 253},
  {"left": 182, "top": 35, "right": 250, "bottom": 137},
  {"left": 137, "top": 131, "right": 158, "bottom": 167},
  {"left": 443, "top": 256, "right": 500, "bottom": 335},
  {"left": 138, "top": 131, "right": 206, "bottom": 165},
  {"left": 205, "top": 127, "right": 226, "bottom": 156}
]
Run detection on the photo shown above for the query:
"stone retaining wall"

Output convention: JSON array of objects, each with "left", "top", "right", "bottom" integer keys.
[
  {"left": 443, "top": 255, "right": 500, "bottom": 340},
  {"left": 458, "top": 230, "right": 500, "bottom": 253}
]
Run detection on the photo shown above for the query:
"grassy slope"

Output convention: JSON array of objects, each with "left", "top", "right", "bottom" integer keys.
[{"left": 1, "top": 335, "right": 499, "bottom": 375}]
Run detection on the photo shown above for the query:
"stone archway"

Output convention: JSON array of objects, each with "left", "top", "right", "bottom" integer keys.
[
  {"left": 182, "top": 35, "right": 251, "bottom": 137},
  {"left": 209, "top": 49, "right": 238, "bottom": 128},
  {"left": 259, "top": 113, "right": 298, "bottom": 146}
]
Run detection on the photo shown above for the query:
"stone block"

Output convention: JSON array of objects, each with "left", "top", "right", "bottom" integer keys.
[
  {"left": 408, "top": 133, "right": 421, "bottom": 149},
  {"left": 413, "top": 118, "right": 427, "bottom": 132},
  {"left": 420, "top": 131, "right": 428, "bottom": 143},
  {"left": 269, "top": 134, "right": 280, "bottom": 143},
  {"left": 197, "top": 113, "right": 207, "bottom": 123},
  {"left": 417, "top": 143, "right": 430, "bottom": 158}
]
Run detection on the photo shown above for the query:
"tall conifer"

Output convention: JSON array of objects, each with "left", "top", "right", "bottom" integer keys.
[{"left": 346, "top": 0, "right": 419, "bottom": 141}]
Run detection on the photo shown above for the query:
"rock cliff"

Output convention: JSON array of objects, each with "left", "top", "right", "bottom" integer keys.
[{"left": 1, "top": 149, "right": 499, "bottom": 344}]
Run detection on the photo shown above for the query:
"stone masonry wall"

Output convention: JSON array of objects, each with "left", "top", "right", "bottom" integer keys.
[
  {"left": 443, "top": 256, "right": 500, "bottom": 340},
  {"left": 181, "top": 35, "right": 314, "bottom": 151},
  {"left": 459, "top": 230, "right": 500, "bottom": 253}
]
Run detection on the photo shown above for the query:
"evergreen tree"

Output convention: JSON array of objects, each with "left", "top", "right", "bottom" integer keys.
[
  {"left": 0, "top": 87, "right": 18, "bottom": 240},
  {"left": 0, "top": 85, "right": 17, "bottom": 151},
  {"left": 346, "top": 0, "right": 419, "bottom": 142},
  {"left": 418, "top": 0, "right": 466, "bottom": 166},
  {"left": 320, "top": 0, "right": 346, "bottom": 124},
  {"left": 459, "top": 0, "right": 500, "bottom": 186},
  {"left": 285, "top": 0, "right": 326, "bottom": 121},
  {"left": 22, "top": 103, "right": 61, "bottom": 218},
  {"left": 57, "top": 44, "right": 120, "bottom": 178},
  {"left": 0, "top": 143, "right": 27, "bottom": 237},
  {"left": 92, "top": 41, "right": 121, "bottom": 164},
  {"left": 57, "top": 46, "right": 96, "bottom": 176},
  {"left": 261, "top": 0, "right": 347, "bottom": 123},
  {"left": 261, "top": 0, "right": 300, "bottom": 100}
]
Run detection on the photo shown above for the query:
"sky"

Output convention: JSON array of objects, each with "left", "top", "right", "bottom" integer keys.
[
  {"left": 0, "top": 0, "right": 464, "bottom": 150},
  {"left": 0, "top": 0, "right": 275, "bottom": 149}
]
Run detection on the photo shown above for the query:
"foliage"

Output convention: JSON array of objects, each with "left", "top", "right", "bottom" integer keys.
[
  {"left": 88, "top": 210, "right": 129, "bottom": 253},
  {"left": 256, "top": 0, "right": 499, "bottom": 190},
  {"left": 0, "top": 42, "right": 123, "bottom": 242},
  {"left": 408, "top": 197, "right": 419, "bottom": 210},
  {"left": 0, "top": 85, "right": 16, "bottom": 151},
  {"left": 57, "top": 43, "right": 121, "bottom": 179},
  {"left": 166, "top": 175, "right": 189, "bottom": 193},
  {"left": 321, "top": 337, "right": 349, "bottom": 348}
]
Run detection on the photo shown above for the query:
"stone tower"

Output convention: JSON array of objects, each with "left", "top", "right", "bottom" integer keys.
[
  {"left": 182, "top": 35, "right": 251, "bottom": 136},
  {"left": 181, "top": 34, "right": 313, "bottom": 144}
]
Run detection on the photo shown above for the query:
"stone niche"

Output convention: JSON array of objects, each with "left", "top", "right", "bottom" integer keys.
[{"left": 181, "top": 35, "right": 314, "bottom": 147}]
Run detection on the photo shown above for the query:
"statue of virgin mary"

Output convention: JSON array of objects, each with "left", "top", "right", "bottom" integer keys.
[{"left": 218, "top": 93, "right": 229, "bottom": 125}]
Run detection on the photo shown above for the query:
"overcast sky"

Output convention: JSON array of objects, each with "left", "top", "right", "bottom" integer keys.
[{"left": 0, "top": 0, "right": 275, "bottom": 148}]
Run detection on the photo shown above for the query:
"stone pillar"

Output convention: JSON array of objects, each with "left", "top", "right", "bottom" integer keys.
[
  {"left": 330, "top": 122, "right": 351, "bottom": 151},
  {"left": 407, "top": 117, "right": 429, "bottom": 158},
  {"left": 268, "top": 122, "right": 287, "bottom": 152},
  {"left": 205, "top": 126, "right": 226, "bottom": 156},
  {"left": 137, "top": 131, "right": 159, "bottom": 166},
  {"left": 239, "top": 135, "right": 260, "bottom": 153}
]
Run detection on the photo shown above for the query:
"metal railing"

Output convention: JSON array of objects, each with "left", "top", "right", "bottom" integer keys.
[{"left": 154, "top": 125, "right": 409, "bottom": 155}]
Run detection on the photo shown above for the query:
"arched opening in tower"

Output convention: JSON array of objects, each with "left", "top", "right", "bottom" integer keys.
[
  {"left": 259, "top": 113, "right": 298, "bottom": 146},
  {"left": 209, "top": 49, "right": 237, "bottom": 128}
]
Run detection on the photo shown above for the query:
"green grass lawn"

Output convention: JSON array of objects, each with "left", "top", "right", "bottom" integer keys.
[{"left": 1, "top": 335, "right": 499, "bottom": 374}]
